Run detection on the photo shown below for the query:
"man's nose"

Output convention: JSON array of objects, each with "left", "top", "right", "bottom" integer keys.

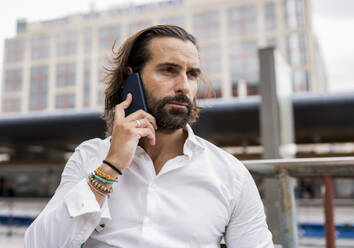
[{"left": 174, "top": 73, "right": 190, "bottom": 95}]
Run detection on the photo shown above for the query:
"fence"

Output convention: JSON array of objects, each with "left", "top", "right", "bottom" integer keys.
[{"left": 243, "top": 157, "right": 354, "bottom": 248}]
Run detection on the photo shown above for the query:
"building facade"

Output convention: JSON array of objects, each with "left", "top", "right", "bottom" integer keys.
[{"left": 1, "top": 0, "right": 327, "bottom": 114}]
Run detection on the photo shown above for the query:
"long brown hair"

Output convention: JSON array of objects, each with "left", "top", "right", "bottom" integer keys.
[{"left": 102, "top": 25, "right": 204, "bottom": 137}]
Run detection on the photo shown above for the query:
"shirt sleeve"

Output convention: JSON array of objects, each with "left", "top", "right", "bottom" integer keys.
[
  {"left": 225, "top": 168, "right": 274, "bottom": 248},
  {"left": 24, "top": 141, "right": 112, "bottom": 248}
]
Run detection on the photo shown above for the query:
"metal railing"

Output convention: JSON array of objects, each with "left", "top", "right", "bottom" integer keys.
[{"left": 243, "top": 157, "right": 354, "bottom": 248}]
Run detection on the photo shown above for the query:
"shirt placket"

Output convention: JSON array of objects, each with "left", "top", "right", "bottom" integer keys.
[
  {"left": 139, "top": 157, "right": 158, "bottom": 245},
  {"left": 142, "top": 180, "right": 158, "bottom": 241}
]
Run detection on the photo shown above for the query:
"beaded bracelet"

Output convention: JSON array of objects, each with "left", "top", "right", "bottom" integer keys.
[
  {"left": 88, "top": 180, "right": 107, "bottom": 197},
  {"left": 89, "top": 176, "right": 113, "bottom": 194},
  {"left": 92, "top": 173, "right": 117, "bottom": 184},
  {"left": 88, "top": 174, "right": 113, "bottom": 194},
  {"left": 95, "top": 168, "right": 118, "bottom": 182}
]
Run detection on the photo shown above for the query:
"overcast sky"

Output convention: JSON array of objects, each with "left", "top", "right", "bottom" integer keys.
[{"left": 1, "top": 0, "right": 353, "bottom": 93}]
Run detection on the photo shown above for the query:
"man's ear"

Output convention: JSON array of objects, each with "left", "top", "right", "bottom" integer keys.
[{"left": 124, "top": 67, "right": 133, "bottom": 75}]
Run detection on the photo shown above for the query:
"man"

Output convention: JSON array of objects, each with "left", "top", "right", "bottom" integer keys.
[{"left": 25, "top": 25, "right": 273, "bottom": 248}]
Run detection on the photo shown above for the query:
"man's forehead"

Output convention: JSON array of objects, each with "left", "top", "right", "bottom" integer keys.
[{"left": 148, "top": 37, "right": 200, "bottom": 67}]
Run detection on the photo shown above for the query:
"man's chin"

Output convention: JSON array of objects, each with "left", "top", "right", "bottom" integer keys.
[
  {"left": 157, "top": 125, "right": 186, "bottom": 134},
  {"left": 156, "top": 115, "right": 189, "bottom": 133}
]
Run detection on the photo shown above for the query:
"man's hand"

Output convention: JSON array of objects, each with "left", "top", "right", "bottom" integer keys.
[{"left": 104, "top": 93, "right": 157, "bottom": 175}]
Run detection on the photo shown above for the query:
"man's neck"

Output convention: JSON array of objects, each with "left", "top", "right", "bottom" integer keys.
[{"left": 140, "top": 127, "right": 188, "bottom": 174}]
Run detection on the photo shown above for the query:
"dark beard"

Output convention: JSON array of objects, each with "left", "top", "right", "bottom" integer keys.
[{"left": 145, "top": 92, "right": 193, "bottom": 134}]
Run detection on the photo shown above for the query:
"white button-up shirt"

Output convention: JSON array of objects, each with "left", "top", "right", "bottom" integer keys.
[{"left": 25, "top": 125, "right": 273, "bottom": 248}]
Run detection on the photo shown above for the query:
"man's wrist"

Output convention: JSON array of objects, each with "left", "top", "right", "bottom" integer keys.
[
  {"left": 100, "top": 158, "right": 123, "bottom": 177},
  {"left": 100, "top": 163, "right": 119, "bottom": 177}
]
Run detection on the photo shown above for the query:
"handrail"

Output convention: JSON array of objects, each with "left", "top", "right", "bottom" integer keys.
[
  {"left": 242, "top": 157, "right": 354, "bottom": 248},
  {"left": 243, "top": 157, "right": 354, "bottom": 176}
]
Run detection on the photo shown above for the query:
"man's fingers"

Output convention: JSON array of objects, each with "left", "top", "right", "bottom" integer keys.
[
  {"left": 129, "top": 118, "right": 156, "bottom": 143},
  {"left": 139, "top": 119, "right": 156, "bottom": 140},
  {"left": 126, "top": 110, "right": 157, "bottom": 130},
  {"left": 121, "top": 93, "right": 133, "bottom": 109},
  {"left": 131, "top": 118, "right": 154, "bottom": 130},
  {"left": 136, "top": 128, "right": 156, "bottom": 145},
  {"left": 115, "top": 93, "right": 132, "bottom": 122}
]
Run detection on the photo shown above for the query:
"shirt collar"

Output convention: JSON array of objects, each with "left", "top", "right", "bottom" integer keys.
[
  {"left": 107, "top": 124, "right": 205, "bottom": 159},
  {"left": 183, "top": 124, "right": 205, "bottom": 159}
]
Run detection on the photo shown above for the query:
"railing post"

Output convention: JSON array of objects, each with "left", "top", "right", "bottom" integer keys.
[
  {"left": 6, "top": 198, "right": 14, "bottom": 237},
  {"left": 323, "top": 176, "right": 336, "bottom": 248},
  {"left": 278, "top": 169, "right": 298, "bottom": 248}
]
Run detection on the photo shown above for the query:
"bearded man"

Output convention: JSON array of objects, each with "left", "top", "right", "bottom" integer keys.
[{"left": 25, "top": 25, "right": 273, "bottom": 248}]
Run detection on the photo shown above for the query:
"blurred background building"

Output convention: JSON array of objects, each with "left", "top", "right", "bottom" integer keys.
[
  {"left": 1, "top": 0, "right": 327, "bottom": 114},
  {"left": 1, "top": 1, "right": 354, "bottom": 246}
]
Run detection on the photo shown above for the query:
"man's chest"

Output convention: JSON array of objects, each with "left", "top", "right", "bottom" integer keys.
[{"left": 91, "top": 166, "right": 232, "bottom": 247}]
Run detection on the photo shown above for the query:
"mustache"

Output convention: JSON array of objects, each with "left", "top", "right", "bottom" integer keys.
[{"left": 160, "top": 94, "right": 192, "bottom": 107}]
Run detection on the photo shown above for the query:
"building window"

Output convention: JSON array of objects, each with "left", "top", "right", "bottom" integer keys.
[
  {"left": 197, "top": 79, "right": 222, "bottom": 99},
  {"left": 287, "top": 33, "right": 307, "bottom": 66},
  {"left": 56, "top": 63, "right": 76, "bottom": 87},
  {"left": 199, "top": 44, "right": 221, "bottom": 74},
  {"left": 31, "top": 36, "right": 50, "bottom": 60},
  {"left": 267, "top": 38, "right": 277, "bottom": 48},
  {"left": 293, "top": 70, "right": 308, "bottom": 92},
  {"left": 229, "top": 40, "right": 259, "bottom": 96},
  {"left": 2, "top": 98, "right": 21, "bottom": 112},
  {"left": 128, "top": 20, "right": 152, "bottom": 35},
  {"left": 284, "top": 0, "right": 305, "bottom": 29},
  {"left": 5, "top": 39, "right": 25, "bottom": 63},
  {"left": 99, "top": 25, "right": 121, "bottom": 52},
  {"left": 97, "top": 57, "right": 109, "bottom": 82},
  {"left": 228, "top": 6, "right": 257, "bottom": 36},
  {"left": 211, "top": 79, "right": 222, "bottom": 98},
  {"left": 197, "top": 83, "right": 208, "bottom": 99},
  {"left": 4, "top": 69, "right": 22, "bottom": 92},
  {"left": 57, "top": 31, "right": 77, "bottom": 56},
  {"left": 159, "top": 16, "right": 185, "bottom": 28},
  {"left": 83, "top": 60, "right": 91, "bottom": 107},
  {"left": 84, "top": 28, "right": 92, "bottom": 53},
  {"left": 264, "top": 3, "right": 277, "bottom": 31},
  {"left": 193, "top": 11, "right": 220, "bottom": 39},
  {"left": 97, "top": 89, "right": 105, "bottom": 106},
  {"left": 55, "top": 93, "right": 75, "bottom": 109},
  {"left": 29, "top": 66, "right": 48, "bottom": 111}
]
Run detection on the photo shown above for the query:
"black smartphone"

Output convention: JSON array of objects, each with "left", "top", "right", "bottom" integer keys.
[{"left": 120, "top": 72, "right": 148, "bottom": 116}]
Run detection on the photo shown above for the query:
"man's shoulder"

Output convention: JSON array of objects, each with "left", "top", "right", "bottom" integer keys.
[
  {"left": 193, "top": 135, "right": 250, "bottom": 194},
  {"left": 194, "top": 135, "right": 247, "bottom": 173},
  {"left": 62, "top": 137, "right": 110, "bottom": 177},
  {"left": 75, "top": 137, "right": 110, "bottom": 154}
]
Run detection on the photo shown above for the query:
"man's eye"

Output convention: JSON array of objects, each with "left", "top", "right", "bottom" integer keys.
[
  {"left": 162, "top": 67, "right": 176, "bottom": 74},
  {"left": 187, "top": 71, "right": 199, "bottom": 79}
]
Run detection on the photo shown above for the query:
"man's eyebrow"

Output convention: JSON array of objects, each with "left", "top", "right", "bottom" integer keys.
[
  {"left": 157, "top": 62, "right": 201, "bottom": 74},
  {"left": 156, "top": 62, "right": 181, "bottom": 69}
]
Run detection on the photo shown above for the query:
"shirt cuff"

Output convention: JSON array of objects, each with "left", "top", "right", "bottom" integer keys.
[
  {"left": 64, "top": 178, "right": 111, "bottom": 221},
  {"left": 100, "top": 193, "right": 112, "bottom": 222}
]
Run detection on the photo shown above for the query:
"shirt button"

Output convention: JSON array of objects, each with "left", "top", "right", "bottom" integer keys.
[
  {"left": 144, "top": 217, "right": 152, "bottom": 226},
  {"left": 149, "top": 183, "right": 157, "bottom": 190}
]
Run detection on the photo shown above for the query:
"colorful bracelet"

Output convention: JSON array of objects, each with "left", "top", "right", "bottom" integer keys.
[
  {"left": 89, "top": 177, "right": 113, "bottom": 194},
  {"left": 88, "top": 180, "right": 107, "bottom": 197},
  {"left": 92, "top": 173, "right": 117, "bottom": 184},
  {"left": 88, "top": 174, "right": 113, "bottom": 194},
  {"left": 95, "top": 168, "right": 118, "bottom": 182}
]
